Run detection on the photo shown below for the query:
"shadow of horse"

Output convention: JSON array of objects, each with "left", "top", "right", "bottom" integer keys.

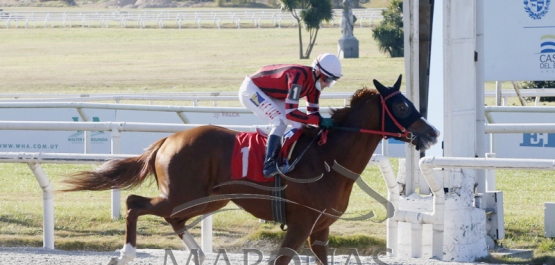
[{"left": 61, "top": 75, "right": 439, "bottom": 265}]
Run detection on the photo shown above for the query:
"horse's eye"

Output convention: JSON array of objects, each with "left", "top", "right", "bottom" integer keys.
[{"left": 392, "top": 100, "right": 411, "bottom": 118}]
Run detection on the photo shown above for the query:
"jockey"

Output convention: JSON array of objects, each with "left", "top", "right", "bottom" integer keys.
[{"left": 238, "top": 53, "right": 343, "bottom": 178}]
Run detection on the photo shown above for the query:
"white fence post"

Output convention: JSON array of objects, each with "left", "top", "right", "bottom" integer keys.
[
  {"left": 201, "top": 215, "right": 213, "bottom": 253},
  {"left": 111, "top": 127, "right": 122, "bottom": 220},
  {"left": 27, "top": 162, "right": 54, "bottom": 249}
]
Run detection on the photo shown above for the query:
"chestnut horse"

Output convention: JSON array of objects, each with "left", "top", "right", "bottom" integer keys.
[{"left": 62, "top": 75, "right": 439, "bottom": 265}]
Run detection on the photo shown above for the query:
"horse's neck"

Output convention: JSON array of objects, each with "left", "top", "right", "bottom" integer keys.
[{"left": 326, "top": 96, "right": 383, "bottom": 175}]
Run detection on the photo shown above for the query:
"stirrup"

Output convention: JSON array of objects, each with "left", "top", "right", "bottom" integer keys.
[
  {"left": 263, "top": 168, "right": 279, "bottom": 178},
  {"left": 276, "top": 160, "right": 294, "bottom": 175},
  {"left": 265, "top": 166, "right": 293, "bottom": 179}
]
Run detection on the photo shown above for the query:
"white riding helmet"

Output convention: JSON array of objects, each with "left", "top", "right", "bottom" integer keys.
[{"left": 312, "top": 53, "right": 343, "bottom": 79}]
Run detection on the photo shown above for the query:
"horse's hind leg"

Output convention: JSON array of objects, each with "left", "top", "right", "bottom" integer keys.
[
  {"left": 164, "top": 217, "right": 206, "bottom": 263},
  {"left": 163, "top": 201, "right": 230, "bottom": 264},
  {"left": 109, "top": 194, "right": 173, "bottom": 265}
]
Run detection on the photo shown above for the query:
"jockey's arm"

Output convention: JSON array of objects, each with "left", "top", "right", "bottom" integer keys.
[{"left": 284, "top": 86, "right": 320, "bottom": 125}]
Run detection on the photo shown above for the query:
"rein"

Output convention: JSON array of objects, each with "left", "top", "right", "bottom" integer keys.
[
  {"left": 279, "top": 91, "right": 413, "bottom": 176},
  {"left": 331, "top": 91, "right": 413, "bottom": 140}
]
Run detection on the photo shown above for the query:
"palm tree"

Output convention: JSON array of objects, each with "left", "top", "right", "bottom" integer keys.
[{"left": 281, "top": 0, "right": 334, "bottom": 59}]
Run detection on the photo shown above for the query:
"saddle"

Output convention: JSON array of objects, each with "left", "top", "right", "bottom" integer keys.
[{"left": 230, "top": 128, "right": 303, "bottom": 183}]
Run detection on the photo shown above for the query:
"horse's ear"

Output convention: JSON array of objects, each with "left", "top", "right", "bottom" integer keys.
[
  {"left": 393, "top": 74, "right": 402, "bottom": 91},
  {"left": 373, "top": 79, "right": 388, "bottom": 95}
]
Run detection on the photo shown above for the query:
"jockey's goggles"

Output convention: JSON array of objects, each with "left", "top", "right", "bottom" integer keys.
[{"left": 322, "top": 74, "right": 340, "bottom": 83}]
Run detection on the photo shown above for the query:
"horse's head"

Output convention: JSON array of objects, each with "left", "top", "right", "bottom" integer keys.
[{"left": 373, "top": 75, "right": 440, "bottom": 151}]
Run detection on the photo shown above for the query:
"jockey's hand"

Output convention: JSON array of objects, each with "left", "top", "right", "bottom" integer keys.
[{"left": 319, "top": 118, "right": 334, "bottom": 129}]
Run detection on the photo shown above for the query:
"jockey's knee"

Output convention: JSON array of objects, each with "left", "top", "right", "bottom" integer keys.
[{"left": 270, "top": 121, "right": 287, "bottom": 137}]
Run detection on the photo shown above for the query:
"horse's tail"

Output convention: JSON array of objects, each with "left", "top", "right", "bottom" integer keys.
[{"left": 60, "top": 137, "right": 167, "bottom": 192}]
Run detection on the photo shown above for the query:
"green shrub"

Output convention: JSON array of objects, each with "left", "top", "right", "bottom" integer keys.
[
  {"left": 522, "top": 81, "right": 555, "bottom": 102},
  {"left": 372, "top": 0, "right": 403, "bottom": 57}
]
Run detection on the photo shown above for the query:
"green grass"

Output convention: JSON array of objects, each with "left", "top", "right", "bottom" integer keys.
[
  {"left": 0, "top": 26, "right": 404, "bottom": 95},
  {"left": 0, "top": 24, "right": 543, "bottom": 107}
]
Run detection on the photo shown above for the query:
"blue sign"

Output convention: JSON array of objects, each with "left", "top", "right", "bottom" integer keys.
[{"left": 520, "top": 133, "right": 555, "bottom": 147}]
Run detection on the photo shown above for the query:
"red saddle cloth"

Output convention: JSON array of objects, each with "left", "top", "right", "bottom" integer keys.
[{"left": 231, "top": 129, "right": 302, "bottom": 183}]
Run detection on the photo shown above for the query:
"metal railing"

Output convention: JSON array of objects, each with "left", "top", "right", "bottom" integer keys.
[{"left": 0, "top": 9, "right": 384, "bottom": 29}]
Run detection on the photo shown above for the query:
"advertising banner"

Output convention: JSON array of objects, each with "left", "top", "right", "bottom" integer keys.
[
  {"left": 483, "top": 0, "right": 555, "bottom": 81},
  {"left": 488, "top": 111, "right": 555, "bottom": 159},
  {"left": 0, "top": 107, "right": 408, "bottom": 157}
]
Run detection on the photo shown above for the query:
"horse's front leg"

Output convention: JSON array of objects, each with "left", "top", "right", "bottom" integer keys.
[
  {"left": 308, "top": 227, "right": 330, "bottom": 265},
  {"left": 270, "top": 224, "right": 312, "bottom": 265}
]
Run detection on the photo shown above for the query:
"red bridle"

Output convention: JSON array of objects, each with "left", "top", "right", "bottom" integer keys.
[
  {"left": 352, "top": 91, "right": 412, "bottom": 139},
  {"left": 340, "top": 91, "right": 411, "bottom": 139},
  {"left": 318, "top": 91, "right": 413, "bottom": 145}
]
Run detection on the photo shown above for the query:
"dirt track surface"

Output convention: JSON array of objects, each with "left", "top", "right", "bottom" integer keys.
[{"left": 0, "top": 247, "right": 507, "bottom": 265}]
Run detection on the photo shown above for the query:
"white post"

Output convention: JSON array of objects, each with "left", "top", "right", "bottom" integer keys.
[
  {"left": 27, "top": 162, "right": 54, "bottom": 249},
  {"left": 201, "top": 215, "right": 213, "bottom": 253},
  {"left": 475, "top": 0, "right": 487, "bottom": 197},
  {"left": 485, "top": 153, "right": 496, "bottom": 191},
  {"left": 403, "top": 0, "right": 420, "bottom": 195},
  {"left": 84, "top": 131, "right": 91, "bottom": 154},
  {"left": 495, "top": 81, "right": 502, "bottom": 106},
  {"left": 76, "top": 108, "right": 91, "bottom": 154},
  {"left": 411, "top": 223, "right": 422, "bottom": 258},
  {"left": 370, "top": 155, "right": 398, "bottom": 256},
  {"left": 111, "top": 128, "right": 122, "bottom": 220}
]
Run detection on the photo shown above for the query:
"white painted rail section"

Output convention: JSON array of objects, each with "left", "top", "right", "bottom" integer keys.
[
  {"left": 0, "top": 9, "right": 384, "bottom": 29},
  {"left": 485, "top": 89, "right": 555, "bottom": 106},
  {"left": 0, "top": 152, "right": 134, "bottom": 250},
  {"left": 2, "top": 89, "right": 553, "bottom": 105},
  {"left": 420, "top": 156, "right": 555, "bottom": 170},
  {"left": 0, "top": 102, "right": 337, "bottom": 123},
  {"left": 0, "top": 92, "right": 355, "bottom": 106},
  {"left": 485, "top": 123, "right": 555, "bottom": 134},
  {"left": 485, "top": 106, "right": 555, "bottom": 124},
  {"left": 0, "top": 121, "right": 271, "bottom": 133}
]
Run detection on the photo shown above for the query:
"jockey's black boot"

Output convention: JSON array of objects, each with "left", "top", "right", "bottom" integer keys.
[{"left": 263, "top": 135, "right": 282, "bottom": 178}]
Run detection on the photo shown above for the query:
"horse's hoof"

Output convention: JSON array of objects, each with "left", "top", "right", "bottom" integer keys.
[{"left": 106, "top": 257, "right": 120, "bottom": 265}]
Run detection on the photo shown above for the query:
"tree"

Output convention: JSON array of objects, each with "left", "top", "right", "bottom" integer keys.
[
  {"left": 281, "top": 0, "right": 334, "bottom": 59},
  {"left": 372, "top": 0, "right": 404, "bottom": 57}
]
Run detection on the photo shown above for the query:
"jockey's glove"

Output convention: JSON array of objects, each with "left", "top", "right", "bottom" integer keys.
[{"left": 319, "top": 118, "right": 334, "bottom": 129}]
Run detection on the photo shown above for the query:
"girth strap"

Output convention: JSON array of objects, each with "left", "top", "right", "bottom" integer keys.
[{"left": 271, "top": 174, "right": 287, "bottom": 225}]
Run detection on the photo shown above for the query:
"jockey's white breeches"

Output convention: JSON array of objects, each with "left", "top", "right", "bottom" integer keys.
[{"left": 239, "top": 76, "right": 301, "bottom": 137}]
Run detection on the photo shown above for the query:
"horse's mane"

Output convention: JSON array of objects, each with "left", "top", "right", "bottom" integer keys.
[
  {"left": 331, "top": 87, "right": 379, "bottom": 123},
  {"left": 300, "top": 87, "right": 379, "bottom": 136}
]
